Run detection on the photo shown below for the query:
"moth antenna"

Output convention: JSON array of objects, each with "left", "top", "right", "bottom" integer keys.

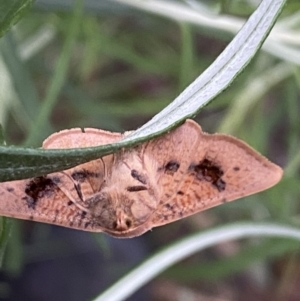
[
  {"left": 122, "top": 160, "right": 131, "bottom": 171},
  {"left": 100, "top": 157, "right": 107, "bottom": 179}
]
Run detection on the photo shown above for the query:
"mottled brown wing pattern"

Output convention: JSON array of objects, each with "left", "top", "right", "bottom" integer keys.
[
  {"left": 148, "top": 120, "right": 283, "bottom": 227},
  {"left": 0, "top": 176, "right": 95, "bottom": 230},
  {"left": 0, "top": 127, "right": 123, "bottom": 231},
  {"left": 143, "top": 121, "right": 200, "bottom": 205}
]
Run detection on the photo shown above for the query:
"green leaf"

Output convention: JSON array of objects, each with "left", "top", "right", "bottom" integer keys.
[
  {"left": 0, "top": 0, "right": 286, "bottom": 182},
  {"left": 164, "top": 238, "right": 300, "bottom": 281},
  {"left": 0, "top": 125, "right": 5, "bottom": 146},
  {"left": 0, "top": 33, "right": 51, "bottom": 135},
  {"left": 124, "top": 0, "right": 287, "bottom": 141},
  {"left": 0, "top": 144, "right": 126, "bottom": 181},
  {"left": 0, "top": 217, "right": 12, "bottom": 267},
  {"left": 0, "top": 0, "right": 35, "bottom": 38},
  {"left": 93, "top": 223, "right": 300, "bottom": 301}
]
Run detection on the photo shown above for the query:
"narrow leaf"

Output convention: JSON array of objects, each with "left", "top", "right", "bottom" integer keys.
[
  {"left": 0, "top": 0, "right": 286, "bottom": 182},
  {"left": 0, "top": 125, "right": 5, "bottom": 146},
  {"left": 0, "top": 0, "right": 34, "bottom": 38},
  {"left": 0, "top": 217, "right": 11, "bottom": 267},
  {"left": 94, "top": 223, "right": 300, "bottom": 301}
]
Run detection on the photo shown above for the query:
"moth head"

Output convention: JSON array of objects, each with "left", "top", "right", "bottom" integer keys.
[{"left": 88, "top": 187, "right": 156, "bottom": 237}]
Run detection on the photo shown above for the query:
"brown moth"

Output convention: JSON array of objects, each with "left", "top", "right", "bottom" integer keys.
[{"left": 0, "top": 119, "right": 282, "bottom": 238}]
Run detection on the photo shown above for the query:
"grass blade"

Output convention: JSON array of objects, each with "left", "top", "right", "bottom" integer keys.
[
  {"left": 94, "top": 223, "right": 300, "bottom": 301},
  {"left": 0, "top": 0, "right": 286, "bottom": 181}
]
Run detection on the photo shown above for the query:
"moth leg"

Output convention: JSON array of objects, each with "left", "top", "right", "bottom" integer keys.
[
  {"left": 56, "top": 171, "right": 91, "bottom": 213},
  {"left": 50, "top": 157, "right": 108, "bottom": 214}
]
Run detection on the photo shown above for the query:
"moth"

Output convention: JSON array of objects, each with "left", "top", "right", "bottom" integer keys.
[{"left": 0, "top": 119, "right": 282, "bottom": 238}]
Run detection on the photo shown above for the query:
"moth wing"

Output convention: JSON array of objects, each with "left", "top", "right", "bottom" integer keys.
[
  {"left": 0, "top": 177, "right": 101, "bottom": 231},
  {"left": 146, "top": 120, "right": 283, "bottom": 227},
  {"left": 0, "top": 128, "right": 123, "bottom": 232},
  {"left": 142, "top": 120, "right": 201, "bottom": 201},
  {"left": 43, "top": 127, "right": 123, "bottom": 201}
]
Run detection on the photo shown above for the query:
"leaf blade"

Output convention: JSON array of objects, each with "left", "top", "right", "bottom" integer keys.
[
  {"left": 0, "top": 0, "right": 34, "bottom": 38},
  {"left": 0, "top": 0, "right": 286, "bottom": 182}
]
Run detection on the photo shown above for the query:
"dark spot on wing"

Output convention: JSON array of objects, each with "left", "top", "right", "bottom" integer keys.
[
  {"left": 189, "top": 158, "right": 226, "bottom": 192},
  {"left": 6, "top": 187, "right": 14, "bottom": 192},
  {"left": 23, "top": 176, "right": 56, "bottom": 209},
  {"left": 76, "top": 211, "right": 88, "bottom": 227},
  {"left": 67, "top": 201, "right": 73, "bottom": 206},
  {"left": 177, "top": 191, "right": 184, "bottom": 195},
  {"left": 24, "top": 197, "right": 36, "bottom": 209},
  {"left": 164, "top": 160, "right": 180, "bottom": 175},
  {"left": 163, "top": 203, "right": 179, "bottom": 219},
  {"left": 233, "top": 166, "right": 240, "bottom": 171},
  {"left": 215, "top": 178, "right": 226, "bottom": 191},
  {"left": 71, "top": 171, "right": 87, "bottom": 182},
  {"left": 52, "top": 176, "right": 61, "bottom": 184},
  {"left": 127, "top": 186, "right": 148, "bottom": 192},
  {"left": 71, "top": 170, "right": 100, "bottom": 183},
  {"left": 131, "top": 170, "right": 147, "bottom": 184}
]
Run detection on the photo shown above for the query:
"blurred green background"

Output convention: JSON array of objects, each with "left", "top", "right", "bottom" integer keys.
[{"left": 0, "top": 0, "right": 300, "bottom": 300}]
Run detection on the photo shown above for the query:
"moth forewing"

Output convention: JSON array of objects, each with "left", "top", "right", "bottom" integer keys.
[
  {"left": 202, "top": 133, "right": 283, "bottom": 194},
  {"left": 148, "top": 120, "right": 283, "bottom": 228}
]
